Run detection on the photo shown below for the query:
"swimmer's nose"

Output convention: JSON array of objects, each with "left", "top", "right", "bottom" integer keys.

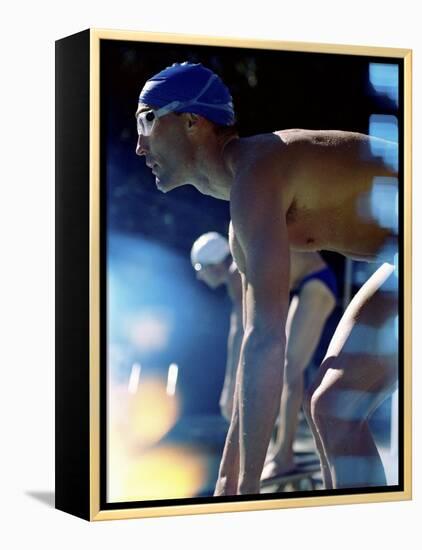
[{"left": 136, "top": 134, "right": 149, "bottom": 156}]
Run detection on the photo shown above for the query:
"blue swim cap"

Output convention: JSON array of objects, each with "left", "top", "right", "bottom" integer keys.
[{"left": 138, "top": 62, "right": 235, "bottom": 126}]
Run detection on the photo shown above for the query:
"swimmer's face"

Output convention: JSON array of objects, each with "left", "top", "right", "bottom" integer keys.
[
  {"left": 196, "top": 263, "right": 227, "bottom": 289},
  {"left": 135, "top": 104, "right": 196, "bottom": 193}
]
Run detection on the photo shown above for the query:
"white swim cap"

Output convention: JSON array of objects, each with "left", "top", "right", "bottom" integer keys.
[{"left": 190, "top": 232, "right": 230, "bottom": 271}]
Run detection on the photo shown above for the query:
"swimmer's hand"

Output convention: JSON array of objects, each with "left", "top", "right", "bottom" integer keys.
[
  {"left": 214, "top": 408, "right": 240, "bottom": 496},
  {"left": 214, "top": 474, "right": 236, "bottom": 497},
  {"left": 214, "top": 474, "right": 261, "bottom": 496},
  {"left": 214, "top": 441, "right": 239, "bottom": 495},
  {"left": 237, "top": 478, "right": 261, "bottom": 495}
]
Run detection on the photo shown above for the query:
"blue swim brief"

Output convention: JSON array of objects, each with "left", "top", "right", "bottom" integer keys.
[{"left": 292, "top": 267, "right": 338, "bottom": 299}]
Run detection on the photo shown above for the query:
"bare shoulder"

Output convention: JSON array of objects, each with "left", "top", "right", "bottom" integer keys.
[
  {"left": 225, "top": 133, "right": 292, "bottom": 204},
  {"left": 277, "top": 128, "right": 396, "bottom": 156},
  {"left": 223, "top": 135, "right": 293, "bottom": 261},
  {"left": 225, "top": 129, "right": 386, "bottom": 172},
  {"left": 276, "top": 128, "right": 371, "bottom": 146},
  {"left": 275, "top": 128, "right": 397, "bottom": 175},
  {"left": 223, "top": 133, "right": 288, "bottom": 177}
]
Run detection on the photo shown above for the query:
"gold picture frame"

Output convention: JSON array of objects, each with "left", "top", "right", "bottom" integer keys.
[{"left": 55, "top": 28, "right": 412, "bottom": 521}]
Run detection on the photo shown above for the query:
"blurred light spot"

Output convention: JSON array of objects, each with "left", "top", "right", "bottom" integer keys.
[
  {"left": 369, "top": 177, "right": 398, "bottom": 233},
  {"left": 108, "top": 420, "right": 128, "bottom": 499},
  {"left": 108, "top": 382, "right": 129, "bottom": 425},
  {"left": 369, "top": 114, "right": 398, "bottom": 142},
  {"left": 377, "top": 241, "right": 398, "bottom": 266},
  {"left": 108, "top": 445, "right": 208, "bottom": 502},
  {"left": 394, "top": 253, "right": 399, "bottom": 277},
  {"left": 127, "top": 378, "right": 179, "bottom": 447},
  {"left": 127, "top": 311, "right": 171, "bottom": 352},
  {"left": 166, "top": 363, "right": 179, "bottom": 396},
  {"left": 354, "top": 267, "right": 369, "bottom": 285},
  {"left": 353, "top": 262, "right": 396, "bottom": 286},
  {"left": 108, "top": 344, "right": 127, "bottom": 375},
  {"left": 194, "top": 262, "right": 202, "bottom": 272},
  {"left": 108, "top": 378, "right": 179, "bottom": 455},
  {"left": 128, "top": 362, "right": 142, "bottom": 394},
  {"left": 369, "top": 115, "right": 398, "bottom": 171},
  {"left": 344, "top": 318, "right": 398, "bottom": 356},
  {"left": 369, "top": 63, "right": 399, "bottom": 105}
]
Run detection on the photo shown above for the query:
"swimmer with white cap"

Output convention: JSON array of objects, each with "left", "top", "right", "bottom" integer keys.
[
  {"left": 191, "top": 232, "right": 337, "bottom": 479},
  {"left": 191, "top": 232, "right": 243, "bottom": 420},
  {"left": 136, "top": 62, "right": 399, "bottom": 495}
]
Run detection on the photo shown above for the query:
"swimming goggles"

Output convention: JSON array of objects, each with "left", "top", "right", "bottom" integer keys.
[
  {"left": 137, "top": 74, "right": 233, "bottom": 136},
  {"left": 136, "top": 104, "right": 177, "bottom": 137}
]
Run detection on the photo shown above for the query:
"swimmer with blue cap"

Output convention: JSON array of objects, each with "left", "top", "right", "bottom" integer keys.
[
  {"left": 136, "top": 62, "right": 238, "bottom": 194},
  {"left": 136, "top": 62, "right": 399, "bottom": 497}
]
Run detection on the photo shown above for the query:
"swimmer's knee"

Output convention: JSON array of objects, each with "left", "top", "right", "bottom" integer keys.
[
  {"left": 308, "top": 368, "right": 348, "bottom": 430},
  {"left": 302, "top": 386, "right": 314, "bottom": 420},
  {"left": 309, "top": 385, "right": 332, "bottom": 427},
  {"left": 310, "top": 378, "right": 376, "bottom": 440}
]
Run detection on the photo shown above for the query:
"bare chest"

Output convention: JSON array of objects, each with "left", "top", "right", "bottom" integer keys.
[{"left": 285, "top": 199, "right": 336, "bottom": 251}]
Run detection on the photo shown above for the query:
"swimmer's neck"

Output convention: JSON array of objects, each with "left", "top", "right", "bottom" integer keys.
[{"left": 190, "top": 135, "right": 239, "bottom": 200}]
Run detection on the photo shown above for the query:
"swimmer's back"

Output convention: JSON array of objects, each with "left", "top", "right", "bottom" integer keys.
[{"left": 225, "top": 129, "right": 398, "bottom": 262}]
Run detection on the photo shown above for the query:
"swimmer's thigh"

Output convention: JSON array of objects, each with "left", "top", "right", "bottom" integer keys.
[{"left": 310, "top": 263, "right": 398, "bottom": 421}]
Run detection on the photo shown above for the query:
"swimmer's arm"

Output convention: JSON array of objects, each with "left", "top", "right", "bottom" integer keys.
[
  {"left": 214, "top": 258, "right": 243, "bottom": 494},
  {"left": 220, "top": 300, "right": 243, "bottom": 421},
  {"left": 231, "top": 165, "right": 290, "bottom": 494}
]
